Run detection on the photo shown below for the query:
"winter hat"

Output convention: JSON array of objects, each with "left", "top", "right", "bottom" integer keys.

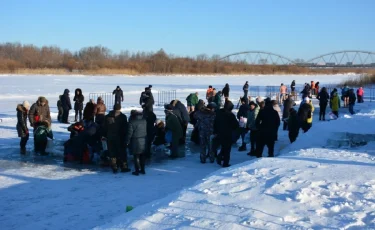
[
  {"left": 114, "top": 104, "right": 121, "bottom": 111},
  {"left": 23, "top": 101, "right": 30, "bottom": 110},
  {"left": 207, "top": 102, "right": 217, "bottom": 109},
  {"left": 164, "top": 104, "right": 174, "bottom": 111},
  {"left": 304, "top": 97, "right": 310, "bottom": 103},
  {"left": 224, "top": 100, "right": 234, "bottom": 111},
  {"left": 39, "top": 97, "right": 47, "bottom": 103},
  {"left": 249, "top": 101, "right": 256, "bottom": 106}
]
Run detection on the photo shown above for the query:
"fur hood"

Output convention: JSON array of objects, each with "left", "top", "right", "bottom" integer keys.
[
  {"left": 36, "top": 97, "right": 49, "bottom": 106},
  {"left": 75, "top": 88, "right": 82, "bottom": 96},
  {"left": 16, "top": 104, "right": 27, "bottom": 113}
]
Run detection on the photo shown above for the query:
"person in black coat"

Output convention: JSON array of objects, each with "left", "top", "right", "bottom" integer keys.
[
  {"left": 222, "top": 83, "right": 230, "bottom": 99},
  {"left": 348, "top": 89, "right": 356, "bottom": 115},
  {"left": 282, "top": 95, "right": 296, "bottom": 130},
  {"left": 255, "top": 100, "right": 280, "bottom": 158},
  {"left": 291, "top": 80, "right": 296, "bottom": 92},
  {"left": 243, "top": 81, "right": 249, "bottom": 103},
  {"left": 143, "top": 110, "right": 157, "bottom": 159},
  {"left": 126, "top": 111, "right": 148, "bottom": 176},
  {"left": 73, "top": 88, "right": 84, "bottom": 122},
  {"left": 237, "top": 97, "right": 249, "bottom": 151},
  {"left": 61, "top": 89, "right": 72, "bottom": 124},
  {"left": 214, "top": 100, "right": 239, "bottom": 167},
  {"left": 112, "top": 86, "right": 123, "bottom": 106},
  {"left": 317, "top": 87, "right": 330, "bottom": 121},
  {"left": 298, "top": 102, "right": 312, "bottom": 133},
  {"left": 288, "top": 108, "right": 300, "bottom": 143},
  {"left": 170, "top": 100, "right": 190, "bottom": 145},
  {"left": 17, "top": 101, "right": 30, "bottom": 154}
]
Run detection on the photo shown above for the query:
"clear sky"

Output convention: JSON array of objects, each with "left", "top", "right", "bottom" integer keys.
[{"left": 1, "top": 0, "right": 374, "bottom": 60}]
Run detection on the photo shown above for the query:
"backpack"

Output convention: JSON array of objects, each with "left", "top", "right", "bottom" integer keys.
[{"left": 186, "top": 94, "right": 192, "bottom": 102}]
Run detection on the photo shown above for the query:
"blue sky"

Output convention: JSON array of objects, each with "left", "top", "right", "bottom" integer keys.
[{"left": 1, "top": 0, "right": 374, "bottom": 60}]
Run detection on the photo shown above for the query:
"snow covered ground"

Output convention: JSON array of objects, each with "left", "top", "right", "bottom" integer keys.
[{"left": 1, "top": 74, "right": 374, "bottom": 229}]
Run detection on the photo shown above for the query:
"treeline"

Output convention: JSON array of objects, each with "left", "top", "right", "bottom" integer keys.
[
  {"left": 0, "top": 42, "right": 372, "bottom": 75},
  {"left": 340, "top": 74, "right": 375, "bottom": 87}
]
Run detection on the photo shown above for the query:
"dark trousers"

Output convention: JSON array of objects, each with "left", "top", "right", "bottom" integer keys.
[
  {"left": 250, "top": 130, "right": 258, "bottom": 151},
  {"left": 333, "top": 111, "right": 339, "bottom": 118},
  {"left": 319, "top": 103, "right": 327, "bottom": 120},
  {"left": 256, "top": 136, "right": 275, "bottom": 157},
  {"left": 289, "top": 131, "right": 298, "bottom": 143},
  {"left": 145, "top": 138, "right": 152, "bottom": 158},
  {"left": 349, "top": 104, "right": 355, "bottom": 115},
  {"left": 283, "top": 121, "right": 288, "bottom": 130},
  {"left": 240, "top": 128, "right": 248, "bottom": 144},
  {"left": 243, "top": 90, "right": 248, "bottom": 103},
  {"left": 107, "top": 139, "right": 128, "bottom": 170},
  {"left": 58, "top": 107, "right": 63, "bottom": 122},
  {"left": 134, "top": 154, "right": 145, "bottom": 172},
  {"left": 218, "top": 141, "right": 232, "bottom": 166},
  {"left": 180, "top": 123, "right": 188, "bottom": 145},
  {"left": 20, "top": 134, "right": 29, "bottom": 149},
  {"left": 62, "top": 109, "right": 70, "bottom": 123},
  {"left": 357, "top": 95, "right": 364, "bottom": 103},
  {"left": 75, "top": 110, "right": 82, "bottom": 121},
  {"left": 35, "top": 139, "right": 47, "bottom": 153},
  {"left": 170, "top": 137, "right": 180, "bottom": 158},
  {"left": 95, "top": 114, "right": 105, "bottom": 126}
]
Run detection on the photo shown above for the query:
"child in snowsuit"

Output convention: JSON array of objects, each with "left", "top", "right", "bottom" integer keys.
[{"left": 34, "top": 121, "right": 54, "bottom": 155}]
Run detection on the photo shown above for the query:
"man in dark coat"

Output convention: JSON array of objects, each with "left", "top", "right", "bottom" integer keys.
[
  {"left": 126, "top": 110, "right": 148, "bottom": 176},
  {"left": 348, "top": 89, "right": 356, "bottom": 115},
  {"left": 73, "top": 88, "right": 84, "bottom": 122},
  {"left": 113, "top": 86, "right": 124, "bottom": 106},
  {"left": 298, "top": 102, "right": 313, "bottom": 133},
  {"left": 243, "top": 81, "right": 249, "bottom": 103},
  {"left": 29, "top": 96, "right": 51, "bottom": 128},
  {"left": 61, "top": 89, "right": 72, "bottom": 124},
  {"left": 282, "top": 95, "right": 296, "bottom": 130},
  {"left": 222, "top": 83, "right": 230, "bottom": 99},
  {"left": 57, "top": 95, "right": 63, "bottom": 122},
  {"left": 288, "top": 108, "right": 300, "bottom": 143},
  {"left": 214, "top": 100, "right": 239, "bottom": 167},
  {"left": 317, "top": 87, "right": 330, "bottom": 120},
  {"left": 165, "top": 104, "right": 183, "bottom": 158},
  {"left": 237, "top": 97, "right": 249, "bottom": 151},
  {"left": 255, "top": 100, "right": 280, "bottom": 158},
  {"left": 104, "top": 104, "right": 130, "bottom": 174},
  {"left": 291, "top": 80, "right": 296, "bottom": 92},
  {"left": 171, "top": 100, "right": 190, "bottom": 144},
  {"left": 143, "top": 110, "right": 157, "bottom": 159},
  {"left": 17, "top": 101, "right": 30, "bottom": 154}
]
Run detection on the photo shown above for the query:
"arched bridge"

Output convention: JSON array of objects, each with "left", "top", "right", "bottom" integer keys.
[{"left": 220, "top": 50, "right": 375, "bottom": 67}]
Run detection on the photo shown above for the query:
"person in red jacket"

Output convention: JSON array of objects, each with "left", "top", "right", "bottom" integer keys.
[{"left": 357, "top": 87, "right": 364, "bottom": 103}]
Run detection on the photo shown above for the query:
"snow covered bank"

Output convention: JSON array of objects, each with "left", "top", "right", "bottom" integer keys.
[{"left": 97, "top": 103, "right": 375, "bottom": 229}]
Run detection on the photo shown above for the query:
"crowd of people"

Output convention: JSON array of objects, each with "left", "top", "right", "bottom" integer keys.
[{"left": 15, "top": 81, "right": 366, "bottom": 175}]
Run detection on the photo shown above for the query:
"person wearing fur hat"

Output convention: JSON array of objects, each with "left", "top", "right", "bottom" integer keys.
[
  {"left": 73, "top": 88, "right": 84, "bottom": 122},
  {"left": 214, "top": 100, "right": 239, "bottom": 167},
  {"left": 104, "top": 104, "right": 130, "bottom": 174},
  {"left": 29, "top": 96, "right": 51, "bottom": 128},
  {"left": 17, "top": 101, "right": 30, "bottom": 154},
  {"left": 165, "top": 104, "right": 183, "bottom": 158},
  {"left": 61, "top": 89, "right": 72, "bottom": 124}
]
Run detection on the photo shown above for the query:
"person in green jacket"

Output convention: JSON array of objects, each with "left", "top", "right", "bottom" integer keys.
[
  {"left": 34, "top": 121, "right": 54, "bottom": 155},
  {"left": 186, "top": 92, "right": 199, "bottom": 113},
  {"left": 213, "top": 90, "right": 222, "bottom": 109},
  {"left": 165, "top": 104, "right": 183, "bottom": 158}
]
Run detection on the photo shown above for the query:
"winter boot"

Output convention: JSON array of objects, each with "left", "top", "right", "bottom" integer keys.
[
  {"left": 238, "top": 143, "right": 246, "bottom": 152},
  {"left": 20, "top": 147, "right": 26, "bottom": 155},
  {"left": 132, "top": 171, "right": 139, "bottom": 176},
  {"left": 200, "top": 152, "right": 206, "bottom": 164},
  {"left": 111, "top": 158, "right": 118, "bottom": 174}
]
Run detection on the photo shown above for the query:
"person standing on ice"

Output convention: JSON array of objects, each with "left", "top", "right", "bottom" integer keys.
[
  {"left": 237, "top": 97, "right": 249, "bottom": 152},
  {"left": 330, "top": 91, "right": 340, "bottom": 118},
  {"left": 255, "top": 99, "right": 280, "bottom": 158},
  {"left": 282, "top": 95, "right": 296, "bottom": 130},
  {"left": 73, "top": 88, "right": 84, "bottom": 122},
  {"left": 246, "top": 101, "right": 259, "bottom": 156},
  {"left": 61, "top": 89, "right": 72, "bottom": 124},
  {"left": 279, "top": 83, "right": 287, "bottom": 103},
  {"left": 104, "top": 104, "right": 131, "bottom": 174},
  {"left": 298, "top": 97, "right": 314, "bottom": 133},
  {"left": 194, "top": 102, "right": 217, "bottom": 163},
  {"left": 29, "top": 96, "right": 51, "bottom": 128},
  {"left": 57, "top": 95, "right": 63, "bottom": 122},
  {"left": 214, "top": 100, "right": 239, "bottom": 167},
  {"left": 170, "top": 100, "right": 190, "bottom": 145},
  {"left": 290, "top": 80, "right": 296, "bottom": 93},
  {"left": 164, "top": 104, "right": 183, "bottom": 158},
  {"left": 94, "top": 97, "right": 106, "bottom": 126},
  {"left": 206, "top": 85, "right": 214, "bottom": 103},
  {"left": 222, "top": 83, "right": 230, "bottom": 100},
  {"left": 287, "top": 108, "right": 300, "bottom": 143},
  {"left": 126, "top": 110, "right": 148, "bottom": 176},
  {"left": 243, "top": 81, "right": 249, "bottom": 104},
  {"left": 357, "top": 87, "right": 364, "bottom": 103},
  {"left": 348, "top": 89, "right": 356, "bottom": 115},
  {"left": 113, "top": 86, "right": 123, "bottom": 106},
  {"left": 317, "top": 87, "right": 329, "bottom": 121},
  {"left": 17, "top": 101, "right": 30, "bottom": 155}
]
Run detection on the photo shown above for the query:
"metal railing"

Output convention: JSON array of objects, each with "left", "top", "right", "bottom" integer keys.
[
  {"left": 157, "top": 90, "right": 177, "bottom": 106},
  {"left": 89, "top": 93, "right": 114, "bottom": 109}
]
